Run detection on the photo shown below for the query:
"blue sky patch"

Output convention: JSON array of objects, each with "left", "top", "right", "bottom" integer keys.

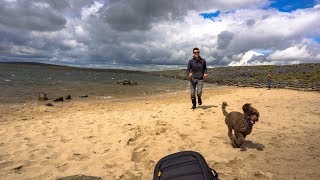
[
  {"left": 315, "top": 37, "right": 320, "bottom": 43},
  {"left": 199, "top": 11, "right": 220, "bottom": 19},
  {"left": 268, "top": 0, "right": 316, "bottom": 12},
  {"left": 253, "top": 49, "right": 274, "bottom": 55}
]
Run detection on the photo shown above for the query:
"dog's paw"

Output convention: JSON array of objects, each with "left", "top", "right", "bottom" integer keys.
[{"left": 231, "top": 141, "right": 240, "bottom": 148}]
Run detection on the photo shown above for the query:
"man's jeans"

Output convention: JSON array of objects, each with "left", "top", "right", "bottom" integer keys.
[
  {"left": 190, "top": 79, "right": 204, "bottom": 98},
  {"left": 268, "top": 80, "right": 272, "bottom": 89}
]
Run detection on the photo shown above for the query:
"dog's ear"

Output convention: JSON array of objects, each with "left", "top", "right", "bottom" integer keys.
[
  {"left": 242, "top": 103, "right": 251, "bottom": 114},
  {"left": 254, "top": 108, "right": 260, "bottom": 119}
]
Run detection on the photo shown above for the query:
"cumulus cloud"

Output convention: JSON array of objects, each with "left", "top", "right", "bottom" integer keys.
[
  {"left": 267, "top": 43, "right": 320, "bottom": 63},
  {"left": 228, "top": 50, "right": 271, "bottom": 66},
  {"left": 102, "top": 0, "right": 269, "bottom": 31},
  {"left": 267, "top": 45, "right": 311, "bottom": 61},
  {"left": 217, "top": 30, "right": 234, "bottom": 49},
  {"left": 0, "top": 0, "right": 319, "bottom": 69},
  {"left": 81, "top": 1, "right": 103, "bottom": 19},
  {"left": 209, "top": 0, "right": 270, "bottom": 10}
]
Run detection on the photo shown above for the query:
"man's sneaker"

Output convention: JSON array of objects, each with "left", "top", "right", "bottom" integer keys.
[
  {"left": 191, "top": 97, "right": 196, "bottom": 109},
  {"left": 198, "top": 97, "right": 202, "bottom": 105}
]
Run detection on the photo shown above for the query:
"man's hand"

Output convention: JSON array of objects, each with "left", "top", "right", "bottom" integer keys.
[
  {"left": 203, "top": 73, "right": 208, "bottom": 78},
  {"left": 189, "top": 73, "right": 192, "bottom": 78}
]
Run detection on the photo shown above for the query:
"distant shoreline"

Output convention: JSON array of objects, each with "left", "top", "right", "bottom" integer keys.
[
  {"left": 0, "top": 62, "right": 146, "bottom": 74},
  {"left": 1, "top": 61, "right": 319, "bottom": 91},
  {"left": 149, "top": 63, "right": 320, "bottom": 92},
  {"left": 1, "top": 61, "right": 319, "bottom": 72}
]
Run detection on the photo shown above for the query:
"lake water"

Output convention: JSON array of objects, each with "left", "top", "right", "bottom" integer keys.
[{"left": 0, "top": 63, "right": 216, "bottom": 104}]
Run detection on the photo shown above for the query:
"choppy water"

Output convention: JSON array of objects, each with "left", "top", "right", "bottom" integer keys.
[{"left": 0, "top": 63, "right": 216, "bottom": 104}]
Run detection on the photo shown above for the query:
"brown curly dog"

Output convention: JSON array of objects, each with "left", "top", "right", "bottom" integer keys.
[{"left": 222, "top": 102, "right": 260, "bottom": 148}]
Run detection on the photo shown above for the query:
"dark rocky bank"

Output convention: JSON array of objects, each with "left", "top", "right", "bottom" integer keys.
[{"left": 148, "top": 63, "right": 320, "bottom": 91}]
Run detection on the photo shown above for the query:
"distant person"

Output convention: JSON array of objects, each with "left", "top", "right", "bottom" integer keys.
[
  {"left": 186, "top": 47, "right": 208, "bottom": 109},
  {"left": 267, "top": 71, "right": 272, "bottom": 90}
]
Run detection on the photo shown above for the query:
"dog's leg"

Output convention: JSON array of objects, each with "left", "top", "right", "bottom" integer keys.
[
  {"left": 243, "top": 133, "right": 247, "bottom": 139},
  {"left": 230, "top": 129, "right": 240, "bottom": 148},
  {"left": 228, "top": 126, "right": 236, "bottom": 142},
  {"left": 234, "top": 131, "right": 245, "bottom": 147}
]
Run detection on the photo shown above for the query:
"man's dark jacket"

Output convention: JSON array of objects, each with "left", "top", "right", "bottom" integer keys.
[{"left": 186, "top": 56, "right": 207, "bottom": 80}]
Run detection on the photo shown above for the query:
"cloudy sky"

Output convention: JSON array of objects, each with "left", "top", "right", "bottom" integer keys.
[{"left": 0, "top": 0, "right": 320, "bottom": 70}]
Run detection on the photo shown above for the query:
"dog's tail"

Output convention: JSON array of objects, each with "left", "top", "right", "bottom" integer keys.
[{"left": 222, "top": 102, "right": 228, "bottom": 116}]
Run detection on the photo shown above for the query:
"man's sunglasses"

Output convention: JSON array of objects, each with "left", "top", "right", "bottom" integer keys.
[{"left": 193, "top": 51, "right": 200, "bottom": 54}]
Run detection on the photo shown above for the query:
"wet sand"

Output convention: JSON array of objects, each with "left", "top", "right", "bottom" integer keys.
[{"left": 0, "top": 87, "right": 319, "bottom": 179}]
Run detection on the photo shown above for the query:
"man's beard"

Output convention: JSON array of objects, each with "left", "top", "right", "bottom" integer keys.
[{"left": 193, "top": 55, "right": 200, "bottom": 60}]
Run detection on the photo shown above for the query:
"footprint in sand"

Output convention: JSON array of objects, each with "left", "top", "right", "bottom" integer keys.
[
  {"left": 82, "top": 135, "right": 96, "bottom": 140},
  {"left": 201, "top": 125, "right": 208, "bottom": 130},
  {"left": 68, "top": 153, "right": 90, "bottom": 161},
  {"left": 97, "top": 123, "right": 105, "bottom": 129},
  {"left": 179, "top": 133, "right": 189, "bottom": 141},
  {"left": 102, "top": 162, "right": 117, "bottom": 169},
  {"left": 131, "top": 146, "right": 148, "bottom": 163},
  {"left": 14, "top": 133, "right": 23, "bottom": 138},
  {"left": 178, "top": 133, "right": 195, "bottom": 147},
  {"left": 60, "top": 136, "right": 72, "bottom": 143},
  {"left": 201, "top": 120, "right": 208, "bottom": 126},
  {"left": 26, "top": 142, "right": 36, "bottom": 148},
  {"left": 28, "top": 153, "right": 38, "bottom": 160},
  {"left": 11, "top": 160, "right": 32, "bottom": 174},
  {"left": 217, "top": 157, "right": 243, "bottom": 173},
  {"left": 209, "top": 138, "right": 219, "bottom": 146},
  {"left": 151, "top": 114, "right": 158, "bottom": 118},
  {"left": 0, "top": 160, "right": 13, "bottom": 170},
  {"left": 36, "top": 149, "right": 49, "bottom": 159},
  {"left": 254, "top": 171, "right": 273, "bottom": 179},
  {"left": 86, "top": 121, "right": 95, "bottom": 125},
  {"left": 125, "top": 126, "right": 142, "bottom": 146},
  {"left": 154, "top": 120, "right": 170, "bottom": 135},
  {"left": 41, "top": 120, "right": 50, "bottom": 125},
  {"left": 122, "top": 126, "right": 151, "bottom": 164},
  {"left": 56, "top": 163, "right": 69, "bottom": 172},
  {"left": 212, "top": 136, "right": 230, "bottom": 145},
  {"left": 51, "top": 127, "right": 59, "bottom": 134},
  {"left": 12, "top": 165, "right": 24, "bottom": 174},
  {"left": 248, "top": 153, "right": 257, "bottom": 160},
  {"left": 46, "top": 152, "right": 60, "bottom": 159}
]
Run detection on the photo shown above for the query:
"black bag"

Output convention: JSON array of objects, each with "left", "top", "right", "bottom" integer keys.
[{"left": 153, "top": 151, "right": 219, "bottom": 180}]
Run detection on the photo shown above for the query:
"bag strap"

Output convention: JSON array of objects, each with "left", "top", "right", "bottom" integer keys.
[{"left": 210, "top": 168, "right": 219, "bottom": 180}]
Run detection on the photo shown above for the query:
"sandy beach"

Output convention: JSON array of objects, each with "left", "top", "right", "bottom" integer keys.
[{"left": 0, "top": 86, "right": 319, "bottom": 180}]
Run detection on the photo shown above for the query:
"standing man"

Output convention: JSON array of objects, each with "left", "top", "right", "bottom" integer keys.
[
  {"left": 267, "top": 70, "right": 272, "bottom": 90},
  {"left": 186, "top": 47, "right": 208, "bottom": 109}
]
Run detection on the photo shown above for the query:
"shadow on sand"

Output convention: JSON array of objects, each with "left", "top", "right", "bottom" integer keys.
[
  {"left": 197, "top": 105, "right": 218, "bottom": 110},
  {"left": 240, "top": 140, "right": 265, "bottom": 151}
]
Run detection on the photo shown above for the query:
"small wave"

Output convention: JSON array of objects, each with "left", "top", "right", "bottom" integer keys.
[
  {"left": 169, "top": 92, "right": 177, "bottom": 95},
  {"left": 5, "top": 79, "right": 11, "bottom": 82},
  {"left": 96, "top": 96, "right": 113, "bottom": 99},
  {"left": 11, "top": 74, "right": 15, "bottom": 77}
]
